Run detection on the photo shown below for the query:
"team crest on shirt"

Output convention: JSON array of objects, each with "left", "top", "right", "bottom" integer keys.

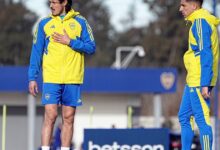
[
  {"left": 69, "top": 23, "right": 75, "bottom": 30},
  {"left": 160, "top": 72, "right": 175, "bottom": 90},
  {"left": 45, "top": 93, "right": 50, "bottom": 100}
]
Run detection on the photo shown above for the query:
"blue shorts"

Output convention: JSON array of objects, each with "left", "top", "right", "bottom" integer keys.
[{"left": 42, "top": 83, "right": 82, "bottom": 107}]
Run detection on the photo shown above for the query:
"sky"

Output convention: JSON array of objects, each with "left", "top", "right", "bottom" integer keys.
[
  {"left": 22, "top": 0, "right": 220, "bottom": 32},
  {"left": 22, "top": 0, "right": 154, "bottom": 32},
  {"left": 103, "top": 0, "right": 155, "bottom": 31}
]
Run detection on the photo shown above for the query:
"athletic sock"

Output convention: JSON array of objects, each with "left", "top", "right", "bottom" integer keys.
[
  {"left": 41, "top": 146, "right": 50, "bottom": 150},
  {"left": 61, "top": 147, "right": 70, "bottom": 150}
]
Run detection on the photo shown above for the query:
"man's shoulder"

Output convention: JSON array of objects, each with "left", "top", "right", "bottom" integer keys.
[
  {"left": 74, "top": 15, "right": 87, "bottom": 22},
  {"left": 74, "top": 15, "right": 91, "bottom": 28},
  {"left": 192, "top": 18, "right": 210, "bottom": 27},
  {"left": 194, "top": 18, "right": 207, "bottom": 21},
  {"left": 39, "top": 16, "right": 53, "bottom": 25}
]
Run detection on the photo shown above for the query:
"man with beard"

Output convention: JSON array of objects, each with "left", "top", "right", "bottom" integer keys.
[{"left": 28, "top": 0, "right": 95, "bottom": 150}]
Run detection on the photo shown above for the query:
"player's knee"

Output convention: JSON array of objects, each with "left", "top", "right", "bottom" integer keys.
[
  {"left": 63, "top": 113, "right": 74, "bottom": 125},
  {"left": 45, "top": 112, "right": 58, "bottom": 124},
  {"left": 178, "top": 113, "right": 184, "bottom": 123},
  {"left": 178, "top": 114, "right": 188, "bottom": 126}
]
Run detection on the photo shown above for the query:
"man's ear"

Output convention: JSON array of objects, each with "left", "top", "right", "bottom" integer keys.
[
  {"left": 62, "top": 0, "right": 68, "bottom": 6},
  {"left": 192, "top": 2, "right": 200, "bottom": 10}
]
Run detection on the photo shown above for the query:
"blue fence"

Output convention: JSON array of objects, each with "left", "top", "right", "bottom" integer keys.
[{"left": 0, "top": 67, "right": 177, "bottom": 93}]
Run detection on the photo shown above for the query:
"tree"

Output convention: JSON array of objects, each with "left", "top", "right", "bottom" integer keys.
[
  {"left": 0, "top": 0, "right": 115, "bottom": 66},
  {"left": 115, "top": 0, "right": 189, "bottom": 70},
  {"left": 0, "top": 2, "right": 37, "bottom": 65},
  {"left": 142, "top": 0, "right": 189, "bottom": 70},
  {"left": 73, "top": 0, "right": 116, "bottom": 66}
]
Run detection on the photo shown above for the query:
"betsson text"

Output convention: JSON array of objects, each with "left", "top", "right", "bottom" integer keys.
[{"left": 89, "top": 141, "right": 165, "bottom": 150}]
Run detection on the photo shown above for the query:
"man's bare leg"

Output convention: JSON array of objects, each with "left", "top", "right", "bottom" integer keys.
[
  {"left": 41, "top": 104, "right": 58, "bottom": 147},
  {"left": 61, "top": 105, "right": 76, "bottom": 148}
]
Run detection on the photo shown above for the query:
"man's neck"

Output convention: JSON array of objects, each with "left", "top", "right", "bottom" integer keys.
[
  {"left": 60, "top": 11, "right": 66, "bottom": 16},
  {"left": 60, "top": 12, "right": 66, "bottom": 19}
]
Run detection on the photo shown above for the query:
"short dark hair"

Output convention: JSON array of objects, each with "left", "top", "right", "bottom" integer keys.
[
  {"left": 58, "top": 0, "right": 72, "bottom": 13},
  {"left": 186, "top": 0, "right": 203, "bottom": 6}
]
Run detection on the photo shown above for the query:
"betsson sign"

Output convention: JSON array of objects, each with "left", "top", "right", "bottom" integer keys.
[
  {"left": 89, "top": 141, "right": 165, "bottom": 150},
  {"left": 83, "top": 129, "right": 169, "bottom": 150}
]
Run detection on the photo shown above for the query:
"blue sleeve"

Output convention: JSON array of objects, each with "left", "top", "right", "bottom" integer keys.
[
  {"left": 28, "top": 21, "right": 46, "bottom": 81},
  {"left": 69, "top": 16, "right": 96, "bottom": 55},
  {"left": 192, "top": 19, "right": 213, "bottom": 86}
]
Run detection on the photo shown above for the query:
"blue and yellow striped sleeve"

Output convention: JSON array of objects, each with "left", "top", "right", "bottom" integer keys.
[
  {"left": 192, "top": 19, "right": 213, "bottom": 86},
  {"left": 69, "top": 16, "right": 96, "bottom": 55},
  {"left": 28, "top": 19, "right": 49, "bottom": 81}
]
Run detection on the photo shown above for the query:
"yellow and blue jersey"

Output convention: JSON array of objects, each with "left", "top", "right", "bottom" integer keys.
[
  {"left": 184, "top": 9, "right": 220, "bottom": 87},
  {"left": 28, "top": 9, "right": 95, "bottom": 84},
  {"left": 179, "top": 9, "right": 219, "bottom": 150}
]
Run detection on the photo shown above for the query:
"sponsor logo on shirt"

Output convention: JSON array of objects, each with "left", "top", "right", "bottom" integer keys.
[{"left": 50, "top": 25, "right": 55, "bottom": 29}]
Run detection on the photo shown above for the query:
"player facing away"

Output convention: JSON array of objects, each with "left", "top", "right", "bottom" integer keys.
[
  {"left": 178, "top": 0, "right": 220, "bottom": 150},
  {"left": 28, "top": 0, "right": 96, "bottom": 150}
]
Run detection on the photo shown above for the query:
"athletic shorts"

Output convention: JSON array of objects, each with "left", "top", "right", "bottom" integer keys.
[{"left": 42, "top": 83, "right": 82, "bottom": 107}]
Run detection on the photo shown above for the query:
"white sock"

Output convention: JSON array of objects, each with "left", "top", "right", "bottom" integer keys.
[
  {"left": 41, "top": 146, "right": 50, "bottom": 150},
  {"left": 61, "top": 147, "right": 70, "bottom": 150}
]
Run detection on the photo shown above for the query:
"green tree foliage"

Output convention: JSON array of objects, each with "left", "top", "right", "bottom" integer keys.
[
  {"left": 0, "top": 0, "right": 114, "bottom": 66},
  {"left": 115, "top": 0, "right": 189, "bottom": 70},
  {"left": 0, "top": 2, "right": 37, "bottom": 65},
  {"left": 73, "top": 0, "right": 116, "bottom": 66},
  {"left": 142, "top": 0, "right": 189, "bottom": 70}
]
